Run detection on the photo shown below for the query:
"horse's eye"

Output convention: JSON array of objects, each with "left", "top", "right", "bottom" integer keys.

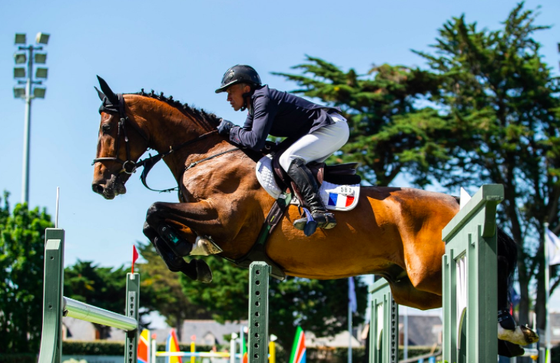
[{"left": 102, "top": 124, "right": 111, "bottom": 134}]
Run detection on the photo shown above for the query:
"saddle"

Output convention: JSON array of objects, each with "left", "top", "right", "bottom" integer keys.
[
  {"left": 255, "top": 151, "right": 362, "bottom": 211},
  {"left": 271, "top": 154, "right": 362, "bottom": 193},
  {"left": 229, "top": 151, "right": 362, "bottom": 280}
]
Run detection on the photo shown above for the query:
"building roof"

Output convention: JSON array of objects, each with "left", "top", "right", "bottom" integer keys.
[
  {"left": 179, "top": 320, "right": 247, "bottom": 345},
  {"left": 399, "top": 315, "right": 442, "bottom": 346}
]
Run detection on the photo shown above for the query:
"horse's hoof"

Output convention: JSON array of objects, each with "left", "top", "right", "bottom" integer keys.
[
  {"left": 520, "top": 324, "right": 539, "bottom": 344},
  {"left": 179, "top": 259, "right": 198, "bottom": 280},
  {"left": 498, "top": 339, "right": 525, "bottom": 357},
  {"left": 498, "top": 324, "right": 539, "bottom": 346},
  {"left": 195, "top": 259, "right": 213, "bottom": 284}
]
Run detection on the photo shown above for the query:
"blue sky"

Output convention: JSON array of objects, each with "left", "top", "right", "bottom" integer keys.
[{"left": 1, "top": 0, "right": 559, "bottom": 307}]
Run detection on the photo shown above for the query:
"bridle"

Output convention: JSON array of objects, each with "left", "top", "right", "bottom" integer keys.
[
  {"left": 92, "top": 92, "right": 237, "bottom": 192},
  {"left": 92, "top": 93, "right": 150, "bottom": 175}
]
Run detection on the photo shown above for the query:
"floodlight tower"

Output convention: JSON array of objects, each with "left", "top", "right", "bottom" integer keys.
[{"left": 13, "top": 32, "right": 50, "bottom": 204}]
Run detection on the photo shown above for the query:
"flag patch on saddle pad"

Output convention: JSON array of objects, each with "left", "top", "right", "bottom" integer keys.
[
  {"left": 328, "top": 193, "right": 355, "bottom": 208},
  {"left": 319, "top": 181, "right": 360, "bottom": 211}
]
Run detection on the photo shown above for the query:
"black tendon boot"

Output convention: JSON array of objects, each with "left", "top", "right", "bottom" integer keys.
[
  {"left": 152, "top": 237, "right": 212, "bottom": 283},
  {"left": 287, "top": 159, "right": 336, "bottom": 236}
]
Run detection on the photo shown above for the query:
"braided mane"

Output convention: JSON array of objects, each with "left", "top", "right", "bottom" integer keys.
[{"left": 134, "top": 89, "right": 221, "bottom": 130}]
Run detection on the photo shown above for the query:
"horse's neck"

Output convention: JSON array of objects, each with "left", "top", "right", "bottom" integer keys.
[{"left": 130, "top": 96, "right": 220, "bottom": 179}]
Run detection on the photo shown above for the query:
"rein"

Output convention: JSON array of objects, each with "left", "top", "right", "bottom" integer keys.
[
  {"left": 140, "top": 144, "right": 238, "bottom": 193},
  {"left": 93, "top": 93, "right": 238, "bottom": 193}
]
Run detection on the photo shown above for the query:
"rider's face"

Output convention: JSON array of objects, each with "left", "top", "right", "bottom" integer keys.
[{"left": 226, "top": 84, "right": 250, "bottom": 111}]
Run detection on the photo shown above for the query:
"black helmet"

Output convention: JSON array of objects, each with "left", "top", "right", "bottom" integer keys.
[{"left": 215, "top": 65, "right": 262, "bottom": 93}]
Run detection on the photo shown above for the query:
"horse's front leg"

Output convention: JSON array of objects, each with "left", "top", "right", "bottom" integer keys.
[
  {"left": 144, "top": 201, "right": 225, "bottom": 283},
  {"left": 143, "top": 223, "right": 212, "bottom": 283},
  {"left": 146, "top": 201, "right": 224, "bottom": 239}
]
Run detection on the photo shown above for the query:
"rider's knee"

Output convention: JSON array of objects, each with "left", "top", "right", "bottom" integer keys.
[{"left": 280, "top": 153, "right": 308, "bottom": 172}]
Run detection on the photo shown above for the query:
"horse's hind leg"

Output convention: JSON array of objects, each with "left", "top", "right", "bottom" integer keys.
[
  {"left": 496, "top": 229, "right": 539, "bottom": 346},
  {"left": 381, "top": 273, "right": 442, "bottom": 310},
  {"left": 497, "top": 253, "right": 516, "bottom": 329}
]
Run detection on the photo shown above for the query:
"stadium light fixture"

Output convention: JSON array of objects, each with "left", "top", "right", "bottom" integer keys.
[
  {"left": 36, "top": 68, "right": 48, "bottom": 79},
  {"left": 33, "top": 88, "right": 46, "bottom": 99},
  {"left": 34, "top": 53, "right": 47, "bottom": 64},
  {"left": 13, "top": 32, "right": 51, "bottom": 204},
  {"left": 15, "top": 33, "right": 26, "bottom": 44},
  {"left": 36, "top": 33, "right": 50, "bottom": 45},
  {"left": 14, "top": 53, "right": 27, "bottom": 64},
  {"left": 13, "top": 87, "right": 26, "bottom": 98},
  {"left": 14, "top": 67, "right": 26, "bottom": 78}
]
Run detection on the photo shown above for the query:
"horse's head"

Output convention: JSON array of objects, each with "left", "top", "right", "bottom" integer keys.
[{"left": 92, "top": 76, "right": 150, "bottom": 199}]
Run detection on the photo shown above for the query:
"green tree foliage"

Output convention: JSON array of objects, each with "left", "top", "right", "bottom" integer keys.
[
  {"left": 275, "top": 3, "right": 560, "bottom": 333},
  {"left": 273, "top": 57, "right": 447, "bottom": 186},
  {"left": 64, "top": 260, "right": 133, "bottom": 339},
  {"left": 0, "top": 192, "right": 53, "bottom": 353},
  {"left": 180, "top": 256, "right": 368, "bottom": 349},
  {"left": 135, "top": 241, "right": 212, "bottom": 341},
  {"left": 413, "top": 3, "right": 560, "bottom": 328}
]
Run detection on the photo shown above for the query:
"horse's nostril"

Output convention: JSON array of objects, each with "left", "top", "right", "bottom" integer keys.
[{"left": 92, "top": 183, "right": 104, "bottom": 194}]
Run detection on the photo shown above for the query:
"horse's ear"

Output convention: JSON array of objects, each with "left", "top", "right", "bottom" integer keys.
[
  {"left": 94, "top": 86, "right": 105, "bottom": 102},
  {"left": 97, "top": 76, "right": 118, "bottom": 105}
]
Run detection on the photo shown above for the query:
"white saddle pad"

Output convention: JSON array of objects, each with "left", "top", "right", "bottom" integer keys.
[{"left": 255, "top": 155, "right": 360, "bottom": 211}]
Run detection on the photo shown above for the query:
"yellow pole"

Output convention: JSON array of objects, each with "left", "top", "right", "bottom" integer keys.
[
  {"left": 268, "top": 341, "right": 275, "bottom": 363},
  {"left": 191, "top": 341, "right": 196, "bottom": 363}
]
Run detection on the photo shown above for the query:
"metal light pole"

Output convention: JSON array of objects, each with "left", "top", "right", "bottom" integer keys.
[{"left": 13, "top": 32, "right": 50, "bottom": 204}]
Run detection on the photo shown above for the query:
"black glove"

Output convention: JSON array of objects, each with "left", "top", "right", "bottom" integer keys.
[{"left": 217, "top": 119, "right": 234, "bottom": 136}]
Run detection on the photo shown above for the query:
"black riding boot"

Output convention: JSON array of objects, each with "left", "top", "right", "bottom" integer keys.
[{"left": 287, "top": 159, "right": 336, "bottom": 236}]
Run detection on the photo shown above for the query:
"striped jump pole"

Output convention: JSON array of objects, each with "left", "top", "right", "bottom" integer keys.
[{"left": 38, "top": 228, "right": 140, "bottom": 363}]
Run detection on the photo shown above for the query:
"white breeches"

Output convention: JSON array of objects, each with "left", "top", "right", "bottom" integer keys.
[{"left": 278, "top": 113, "right": 349, "bottom": 172}]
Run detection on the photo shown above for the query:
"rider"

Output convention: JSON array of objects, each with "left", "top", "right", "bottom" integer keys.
[{"left": 215, "top": 64, "right": 349, "bottom": 235}]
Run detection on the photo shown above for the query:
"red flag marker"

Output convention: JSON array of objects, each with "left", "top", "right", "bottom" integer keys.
[{"left": 132, "top": 245, "right": 139, "bottom": 274}]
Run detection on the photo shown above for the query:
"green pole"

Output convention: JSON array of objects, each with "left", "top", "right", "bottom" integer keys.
[
  {"left": 38, "top": 228, "right": 65, "bottom": 363},
  {"left": 442, "top": 184, "right": 503, "bottom": 362},
  {"left": 125, "top": 272, "right": 140, "bottom": 363},
  {"left": 248, "top": 262, "right": 270, "bottom": 363}
]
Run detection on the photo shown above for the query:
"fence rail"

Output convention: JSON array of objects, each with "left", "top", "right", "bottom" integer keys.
[
  {"left": 38, "top": 228, "right": 140, "bottom": 363},
  {"left": 63, "top": 296, "right": 138, "bottom": 331}
]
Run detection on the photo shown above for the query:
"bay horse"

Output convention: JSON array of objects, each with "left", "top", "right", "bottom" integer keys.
[{"left": 91, "top": 77, "right": 536, "bottom": 354}]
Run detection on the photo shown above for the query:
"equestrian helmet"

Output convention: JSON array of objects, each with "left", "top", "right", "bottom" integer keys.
[{"left": 215, "top": 65, "right": 261, "bottom": 93}]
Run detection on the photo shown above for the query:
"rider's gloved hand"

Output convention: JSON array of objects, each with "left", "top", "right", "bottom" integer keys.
[{"left": 217, "top": 119, "right": 234, "bottom": 136}]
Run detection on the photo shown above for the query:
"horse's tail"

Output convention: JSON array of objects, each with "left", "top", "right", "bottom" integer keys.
[{"left": 497, "top": 228, "right": 518, "bottom": 310}]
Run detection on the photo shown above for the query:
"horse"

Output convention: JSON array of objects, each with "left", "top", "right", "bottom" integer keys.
[{"left": 91, "top": 77, "right": 537, "bottom": 354}]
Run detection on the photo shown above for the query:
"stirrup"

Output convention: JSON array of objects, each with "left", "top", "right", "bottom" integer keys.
[
  {"left": 293, "top": 208, "right": 336, "bottom": 236},
  {"left": 314, "top": 211, "right": 337, "bottom": 230},
  {"left": 294, "top": 208, "right": 318, "bottom": 236}
]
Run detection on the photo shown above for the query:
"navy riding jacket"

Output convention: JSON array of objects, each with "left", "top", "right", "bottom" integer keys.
[{"left": 228, "top": 85, "right": 340, "bottom": 151}]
